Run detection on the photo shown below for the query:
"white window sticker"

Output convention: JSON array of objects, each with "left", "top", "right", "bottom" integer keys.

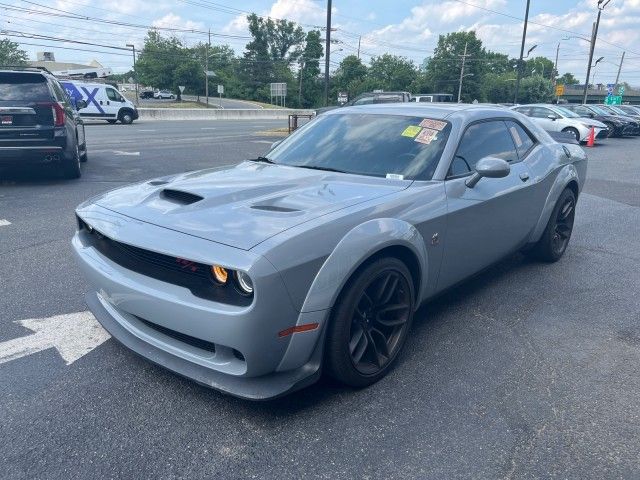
[{"left": 386, "top": 173, "right": 404, "bottom": 180}]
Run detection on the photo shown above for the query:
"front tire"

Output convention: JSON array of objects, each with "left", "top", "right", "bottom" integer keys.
[
  {"left": 325, "top": 257, "right": 415, "bottom": 388},
  {"left": 562, "top": 127, "right": 580, "bottom": 142},
  {"left": 119, "top": 110, "right": 134, "bottom": 125},
  {"left": 531, "top": 188, "right": 576, "bottom": 262}
]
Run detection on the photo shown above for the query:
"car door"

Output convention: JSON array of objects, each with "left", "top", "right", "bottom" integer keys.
[
  {"left": 529, "top": 106, "right": 560, "bottom": 132},
  {"left": 104, "top": 87, "right": 121, "bottom": 119},
  {"left": 437, "top": 120, "right": 539, "bottom": 291}
]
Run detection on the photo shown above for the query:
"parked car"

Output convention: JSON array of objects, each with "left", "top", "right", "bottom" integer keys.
[
  {"left": 562, "top": 104, "right": 636, "bottom": 137},
  {"left": 155, "top": 90, "right": 175, "bottom": 100},
  {"left": 615, "top": 104, "right": 640, "bottom": 117},
  {"left": 511, "top": 104, "right": 608, "bottom": 142},
  {"left": 139, "top": 90, "right": 154, "bottom": 99},
  {"left": 61, "top": 80, "right": 138, "bottom": 125},
  {"left": 411, "top": 93, "right": 454, "bottom": 103},
  {"left": 73, "top": 104, "right": 587, "bottom": 399},
  {"left": 0, "top": 67, "right": 88, "bottom": 178},
  {"left": 316, "top": 91, "right": 411, "bottom": 114},
  {"left": 600, "top": 104, "right": 640, "bottom": 122}
]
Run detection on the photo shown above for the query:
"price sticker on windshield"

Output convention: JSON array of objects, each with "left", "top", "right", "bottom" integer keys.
[
  {"left": 419, "top": 119, "right": 447, "bottom": 131},
  {"left": 401, "top": 125, "right": 422, "bottom": 138},
  {"left": 415, "top": 128, "right": 438, "bottom": 145}
]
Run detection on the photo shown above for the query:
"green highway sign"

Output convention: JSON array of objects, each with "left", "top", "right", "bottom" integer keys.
[
  {"left": 604, "top": 95, "right": 622, "bottom": 105},
  {"left": 619, "top": 85, "right": 625, "bottom": 95}
]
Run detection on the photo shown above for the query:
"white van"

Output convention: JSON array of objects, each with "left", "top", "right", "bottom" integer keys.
[{"left": 61, "top": 81, "right": 139, "bottom": 124}]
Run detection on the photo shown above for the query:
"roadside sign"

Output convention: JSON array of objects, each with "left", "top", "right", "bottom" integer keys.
[
  {"left": 607, "top": 83, "right": 614, "bottom": 94},
  {"left": 178, "top": 85, "right": 185, "bottom": 93},
  {"left": 337, "top": 92, "right": 348, "bottom": 104},
  {"left": 604, "top": 95, "right": 622, "bottom": 105},
  {"left": 555, "top": 84, "right": 565, "bottom": 96},
  {"left": 619, "top": 85, "right": 625, "bottom": 95},
  {"left": 217, "top": 85, "right": 224, "bottom": 94}
]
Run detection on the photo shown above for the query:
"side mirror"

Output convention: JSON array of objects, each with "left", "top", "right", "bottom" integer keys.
[
  {"left": 589, "top": 113, "right": 595, "bottom": 118},
  {"left": 76, "top": 99, "right": 87, "bottom": 110},
  {"left": 547, "top": 114, "right": 558, "bottom": 120},
  {"left": 465, "top": 157, "right": 511, "bottom": 188}
]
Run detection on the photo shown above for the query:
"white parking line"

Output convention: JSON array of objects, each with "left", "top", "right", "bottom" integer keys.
[
  {"left": 201, "top": 127, "right": 217, "bottom": 130},
  {"left": 137, "top": 129, "right": 156, "bottom": 132},
  {"left": 0, "top": 219, "right": 11, "bottom": 227}
]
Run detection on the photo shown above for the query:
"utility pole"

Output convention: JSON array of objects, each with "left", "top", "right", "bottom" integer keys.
[
  {"left": 205, "top": 29, "right": 210, "bottom": 106},
  {"left": 126, "top": 44, "right": 138, "bottom": 106},
  {"left": 614, "top": 51, "right": 625, "bottom": 87},
  {"left": 357, "top": 36, "right": 361, "bottom": 60},
  {"left": 583, "top": 1, "right": 611, "bottom": 104},
  {"left": 324, "top": 0, "right": 332, "bottom": 106},
  {"left": 457, "top": 42, "right": 468, "bottom": 103},
  {"left": 554, "top": 42, "right": 560, "bottom": 84},
  {"left": 298, "top": 60, "right": 305, "bottom": 107},
  {"left": 514, "top": 0, "right": 531, "bottom": 104}
]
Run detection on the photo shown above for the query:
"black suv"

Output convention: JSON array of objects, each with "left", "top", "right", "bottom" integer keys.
[{"left": 0, "top": 67, "right": 88, "bottom": 178}]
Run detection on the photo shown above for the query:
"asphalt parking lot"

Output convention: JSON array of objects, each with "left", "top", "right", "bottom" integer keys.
[{"left": 1, "top": 121, "right": 639, "bottom": 479}]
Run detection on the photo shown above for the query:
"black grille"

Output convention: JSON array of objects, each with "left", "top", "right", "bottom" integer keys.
[
  {"left": 136, "top": 316, "right": 216, "bottom": 353},
  {"left": 79, "top": 219, "right": 251, "bottom": 306},
  {"left": 161, "top": 189, "right": 203, "bottom": 205}
]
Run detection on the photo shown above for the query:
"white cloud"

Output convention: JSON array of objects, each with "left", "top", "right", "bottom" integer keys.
[{"left": 152, "top": 13, "right": 204, "bottom": 31}]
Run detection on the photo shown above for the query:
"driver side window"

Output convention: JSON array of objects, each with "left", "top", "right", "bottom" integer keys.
[
  {"left": 448, "top": 121, "right": 518, "bottom": 177},
  {"left": 106, "top": 88, "right": 122, "bottom": 102}
]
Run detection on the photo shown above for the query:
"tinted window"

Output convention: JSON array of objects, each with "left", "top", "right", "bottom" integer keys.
[
  {"left": 513, "top": 106, "right": 531, "bottom": 116},
  {"left": 353, "top": 96, "right": 374, "bottom": 105},
  {"left": 449, "top": 121, "right": 518, "bottom": 176},
  {"left": 50, "top": 80, "right": 70, "bottom": 105},
  {"left": 0, "top": 73, "right": 51, "bottom": 101},
  {"left": 269, "top": 113, "right": 452, "bottom": 180},
  {"left": 506, "top": 121, "right": 536, "bottom": 158},
  {"left": 565, "top": 105, "right": 593, "bottom": 117}
]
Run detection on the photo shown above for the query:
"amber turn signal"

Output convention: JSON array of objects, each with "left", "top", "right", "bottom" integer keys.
[{"left": 211, "top": 265, "right": 228, "bottom": 284}]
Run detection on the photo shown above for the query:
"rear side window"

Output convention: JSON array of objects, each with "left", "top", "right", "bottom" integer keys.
[
  {"left": 449, "top": 120, "right": 518, "bottom": 176},
  {"left": 506, "top": 121, "right": 536, "bottom": 158},
  {"left": 0, "top": 73, "right": 51, "bottom": 101}
]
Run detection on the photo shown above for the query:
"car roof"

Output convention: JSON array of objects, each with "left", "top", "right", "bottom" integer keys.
[{"left": 329, "top": 103, "right": 514, "bottom": 121}]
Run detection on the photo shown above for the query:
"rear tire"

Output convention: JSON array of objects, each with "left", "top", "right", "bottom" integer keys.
[
  {"left": 530, "top": 188, "right": 576, "bottom": 262},
  {"left": 62, "top": 144, "right": 81, "bottom": 179},
  {"left": 325, "top": 257, "right": 415, "bottom": 388}
]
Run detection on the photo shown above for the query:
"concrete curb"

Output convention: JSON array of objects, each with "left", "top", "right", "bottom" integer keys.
[{"left": 138, "top": 108, "right": 314, "bottom": 121}]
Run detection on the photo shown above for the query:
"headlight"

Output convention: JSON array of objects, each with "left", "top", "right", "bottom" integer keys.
[
  {"left": 581, "top": 123, "right": 593, "bottom": 128},
  {"left": 235, "top": 271, "right": 253, "bottom": 295}
]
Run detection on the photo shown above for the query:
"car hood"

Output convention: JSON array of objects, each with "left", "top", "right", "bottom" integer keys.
[{"left": 93, "top": 161, "right": 409, "bottom": 250}]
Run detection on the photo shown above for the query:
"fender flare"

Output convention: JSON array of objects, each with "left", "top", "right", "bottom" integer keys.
[
  {"left": 301, "top": 218, "right": 429, "bottom": 313},
  {"left": 529, "top": 163, "right": 580, "bottom": 243},
  {"left": 276, "top": 218, "right": 429, "bottom": 373}
]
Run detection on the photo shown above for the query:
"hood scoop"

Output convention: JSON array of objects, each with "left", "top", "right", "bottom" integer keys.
[
  {"left": 250, "top": 205, "right": 300, "bottom": 213},
  {"left": 160, "top": 189, "right": 203, "bottom": 205}
]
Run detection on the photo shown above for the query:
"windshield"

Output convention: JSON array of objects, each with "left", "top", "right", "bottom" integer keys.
[
  {"left": 555, "top": 106, "right": 580, "bottom": 118},
  {"left": 268, "top": 113, "right": 452, "bottom": 180},
  {"left": 609, "top": 106, "right": 627, "bottom": 115},
  {"left": 589, "top": 105, "right": 610, "bottom": 115}
]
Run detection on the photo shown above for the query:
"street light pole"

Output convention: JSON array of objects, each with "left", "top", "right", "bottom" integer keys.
[
  {"left": 614, "top": 51, "right": 625, "bottom": 88},
  {"left": 205, "top": 29, "right": 210, "bottom": 106},
  {"left": 514, "top": 0, "right": 531, "bottom": 104},
  {"left": 457, "top": 42, "right": 468, "bottom": 103},
  {"left": 126, "top": 44, "right": 138, "bottom": 106},
  {"left": 583, "top": 0, "right": 612, "bottom": 104}
]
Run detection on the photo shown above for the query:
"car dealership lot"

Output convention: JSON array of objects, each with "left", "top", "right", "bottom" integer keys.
[{"left": 1, "top": 122, "right": 639, "bottom": 479}]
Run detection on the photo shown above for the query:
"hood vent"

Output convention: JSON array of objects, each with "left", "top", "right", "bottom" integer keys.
[
  {"left": 160, "top": 189, "right": 204, "bottom": 205},
  {"left": 250, "top": 205, "right": 300, "bottom": 213}
]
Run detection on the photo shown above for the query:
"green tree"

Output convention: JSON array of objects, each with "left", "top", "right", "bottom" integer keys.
[
  {"left": 0, "top": 39, "right": 28, "bottom": 66},
  {"left": 519, "top": 76, "right": 554, "bottom": 103},
  {"left": 524, "top": 56, "right": 555, "bottom": 80},
  {"left": 426, "top": 31, "right": 486, "bottom": 102},
  {"left": 363, "top": 54, "right": 417, "bottom": 92},
  {"left": 136, "top": 31, "right": 186, "bottom": 92},
  {"left": 298, "top": 30, "right": 323, "bottom": 107},
  {"left": 483, "top": 73, "right": 516, "bottom": 103},
  {"left": 331, "top": 55, "right": 368, "bottom": 101},
  {"left": 557, "top": 72, "right": 579, "bottom": 85}
]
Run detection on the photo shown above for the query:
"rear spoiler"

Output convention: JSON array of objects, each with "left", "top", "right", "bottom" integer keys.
[{"left": 547, "top": 131, "right": 580, "bottom": 145}]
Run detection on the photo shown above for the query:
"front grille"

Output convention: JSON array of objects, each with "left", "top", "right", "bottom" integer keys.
[
  {"left": 136, "top": 316, "right": 216, "bottom": 353},
  {"left": 79, "top": 218, "right": 252, "bottom": 306},
  {"left": 596, "top": 129, "right": 609, "bottom": 139}
]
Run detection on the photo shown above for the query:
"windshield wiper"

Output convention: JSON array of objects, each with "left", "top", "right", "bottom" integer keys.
[
  {"left": 250, "top": 156, "right": 275, "bottom": 164},
  {"left": 291, "top": 164, "right": 347, "bottom": 174}
]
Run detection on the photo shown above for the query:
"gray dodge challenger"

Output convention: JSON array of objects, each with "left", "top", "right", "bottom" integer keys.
[{"left": 73, "top": 104, "right": 587, "bottom": 400}]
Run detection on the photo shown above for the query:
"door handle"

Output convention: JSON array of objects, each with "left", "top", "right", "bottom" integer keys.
[
  {"left": 106, "top": 101, "right": 110, "bottom": 105},
  {"left": 99, "top": 100, "right": 103, "bottom": 105},
  {"left": 519, "top": 172, "right": 530, "bottom": 182}
]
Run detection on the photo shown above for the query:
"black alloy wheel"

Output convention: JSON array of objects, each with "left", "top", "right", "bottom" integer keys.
[
  {"left": 326, "top": 257, "right": 415, "bottom": 387},
  {"left": 552, "top": 193, "right": 575, "bottom": 257}
]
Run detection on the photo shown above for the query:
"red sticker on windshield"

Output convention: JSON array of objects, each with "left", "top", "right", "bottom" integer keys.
[{"left": 419, "top": 119, "right": 446, "bottom": 131}]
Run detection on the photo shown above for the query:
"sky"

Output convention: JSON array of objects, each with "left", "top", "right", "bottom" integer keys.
[{"left": 2, "top": 0, "right": 640, "bottom": 86}]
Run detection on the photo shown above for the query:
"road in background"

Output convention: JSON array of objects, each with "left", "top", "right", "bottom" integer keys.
[
  {"left": 182, "top": 94, "right": 264, "bottom": 109},
  {"left": 1, "top": 126, "right": 639, "bottom": 479}
]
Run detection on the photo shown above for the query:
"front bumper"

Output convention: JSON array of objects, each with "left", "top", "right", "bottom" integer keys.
[{"left": 73, "top": 205, "right": 328, "bottom": 400}]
